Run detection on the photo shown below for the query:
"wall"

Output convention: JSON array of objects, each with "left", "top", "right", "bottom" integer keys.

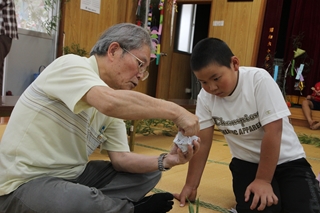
[
  {"left": 59, "top": 0, "right": 136, "bottom": 57},
  {"left": 4, "top": 29, "right": 55, "bottom": 96},
  {"left": 209, "top": 0, "right": 266, "bottom": 66},
  {"left": 168, "top": 53, "right": 192, "bottom": 99},
  {"left": 59, "top": 0, "right": 266, "bottom": 97}
]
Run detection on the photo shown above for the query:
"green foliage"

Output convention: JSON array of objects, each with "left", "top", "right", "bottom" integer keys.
[
  {"left": 298, "top": 134, "right": 320, "bottom": 147},
  {"left": 43, "top": 14, "right": 59, "bottom": 35},
  {"left": 188, "top": 197, "right": 200, "bottom": 213},
  {"left": 43, "top": 0, "right": 70, "bottom": 35},
  {"left": 43, "top": 0, "right": 58, "bottom": 34},
  {"left": 124, "top": 119, "right": 178, "bottom": 136},
  {"left": 63, "top": 43, "right": 88, "bottom": 56}
]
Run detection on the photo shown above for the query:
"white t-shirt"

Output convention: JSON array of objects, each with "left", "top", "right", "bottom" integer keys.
[
  {"left": 196, "top": 66, "right": 305, "bottom": 164},
  {"left": 0, "top": 54, "right": 130, "bottom": 195}
]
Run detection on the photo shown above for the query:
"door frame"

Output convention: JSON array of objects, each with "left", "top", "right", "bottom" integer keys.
[{"left": 155, "top": 0, "right": 212, "bottom": 99}]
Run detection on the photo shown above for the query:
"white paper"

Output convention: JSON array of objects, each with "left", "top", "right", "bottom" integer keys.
[
  {"left": 80, "top": 0, "right": 101, "bottom": 14},
  {"left": 173, "top": 131, "right": 198, "bottom": 153}
]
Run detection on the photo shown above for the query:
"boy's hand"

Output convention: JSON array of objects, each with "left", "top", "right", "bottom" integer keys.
[
  {"left": 244, "top": 179, "right": 278, "bottom": 211},
  {"left": 173, "top": 185, "right": 198, "bottom": 207}
]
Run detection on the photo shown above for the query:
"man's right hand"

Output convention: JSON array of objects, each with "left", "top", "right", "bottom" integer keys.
[{"left": 174, "top": 111, "right": 199, "bottom": 136}]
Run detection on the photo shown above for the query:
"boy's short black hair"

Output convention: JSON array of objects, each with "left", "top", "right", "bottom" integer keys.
[{"left": 190, "top": 38, "right": 234, "bottom": 71}]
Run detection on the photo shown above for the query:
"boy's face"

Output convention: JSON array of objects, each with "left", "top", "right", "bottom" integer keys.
[{"left": 194, "top": 56, "right": 240, "bottom": 97}]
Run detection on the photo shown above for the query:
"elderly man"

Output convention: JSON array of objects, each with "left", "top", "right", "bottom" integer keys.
[{"left": 0, "top": 23, "right": 200, "bottom": 213}]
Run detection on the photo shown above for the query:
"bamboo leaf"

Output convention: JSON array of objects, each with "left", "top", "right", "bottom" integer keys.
[
  {"left": 196, "top": 197, "right": 200, "bottom": 213},
  {"left": 187, "top": 198, "right": 194, "bottom": 213}
]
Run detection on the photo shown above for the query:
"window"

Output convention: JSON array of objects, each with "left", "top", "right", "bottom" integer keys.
[
  {"left": 14, "top": 0, "right": 59, "bottom": 34},
  {"left": 176, "top": 4, "right": 197, "bottom": 53},
  {"left": 175, "top": 4, "right": 210, "bottom": 54}
]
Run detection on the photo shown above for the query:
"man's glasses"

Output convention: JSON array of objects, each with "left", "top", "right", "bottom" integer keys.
[{"left": 122, "top": 48, "right": 149, "bottom": 81}]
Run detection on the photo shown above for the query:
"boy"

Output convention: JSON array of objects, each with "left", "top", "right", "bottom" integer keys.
[{"left": 174, "top": 38, "right": 320, "bottom": 212}]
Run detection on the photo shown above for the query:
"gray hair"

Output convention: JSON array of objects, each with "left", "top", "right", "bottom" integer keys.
[{"left": 90, "top": 23, "right": 153, "bottom": 56}]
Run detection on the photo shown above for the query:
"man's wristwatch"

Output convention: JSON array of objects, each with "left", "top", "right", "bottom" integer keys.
[{"left": 158, "top": 153, "right": 170, "bottom": 171}]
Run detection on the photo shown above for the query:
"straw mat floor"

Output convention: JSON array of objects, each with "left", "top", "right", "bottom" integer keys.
[
  {"left": 91, "top": 125, "right": 320, "bottom": 213},
  {"left": 1, "top": 118, "right": 320, "bottom": 213}
]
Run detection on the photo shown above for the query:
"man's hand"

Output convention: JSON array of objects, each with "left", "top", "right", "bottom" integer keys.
[
  {"left": 174, "top": 111, "right": 199, "bottom": 137},
  {"left": 244, "top": 179, "right": 278, "bottom": 211},
  {"left": 173, "top": 185, "right": 198, "bottom": 207},
  {"left": 164, "top": 138, "right": 200, "bottom": 169}
]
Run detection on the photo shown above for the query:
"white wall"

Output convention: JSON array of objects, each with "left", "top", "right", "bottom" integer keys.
[{"left": 3, "top": 28, "right": 56, "bottom": 96}]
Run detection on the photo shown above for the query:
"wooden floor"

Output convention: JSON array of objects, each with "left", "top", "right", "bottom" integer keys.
[
  {"left": 289, "top": 107, "right": 320, "bottom": 128},
  {"left": 1, "top": 117, "right": 320, "bottom": 213}
]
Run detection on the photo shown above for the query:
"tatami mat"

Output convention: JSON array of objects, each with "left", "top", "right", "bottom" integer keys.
[
  {"left": 131, "top": 128, "right": 320, "bottom": 213},
  {"left": 1, "top": 120, "right": 319, "bottom": 213}
]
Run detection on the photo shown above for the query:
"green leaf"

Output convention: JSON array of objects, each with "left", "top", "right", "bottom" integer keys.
[
  {"left": 187, "top": 198, "right": 194, "bottom": 213},
  {"left": 124, "top": 118, "right": 177, "bottom": 136},
  {"left": 187, "top": 197, "right": 201, "bottom": 213},
  {"left": 298, "top": 134, "right": 320, "bottom": 147},
  {"left": 195, "top": 198, "right": 200, "bottom": 213}
]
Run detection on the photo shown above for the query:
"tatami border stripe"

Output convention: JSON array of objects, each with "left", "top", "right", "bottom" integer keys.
[
  {"left": 307, "top": 157, "right": 320, "bottom": 162},
  {"left": 135, "top": 143, "right": 320, "bottom": 163},
  {"left": 135, "top": 143, "right": 230, "bottom": 166}
]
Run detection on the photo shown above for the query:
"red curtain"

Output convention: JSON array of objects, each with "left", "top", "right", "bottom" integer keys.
[
  {"left": 256, "top": 0, "right": 283, "bottom": 71},
  {"left": 283, "top": 0, "right": 320, "bottom": 97}
]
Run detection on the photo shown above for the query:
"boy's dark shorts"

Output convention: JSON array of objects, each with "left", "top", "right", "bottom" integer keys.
[{"left": 312, "top": 100, "right": 320, "bottom": 110}]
